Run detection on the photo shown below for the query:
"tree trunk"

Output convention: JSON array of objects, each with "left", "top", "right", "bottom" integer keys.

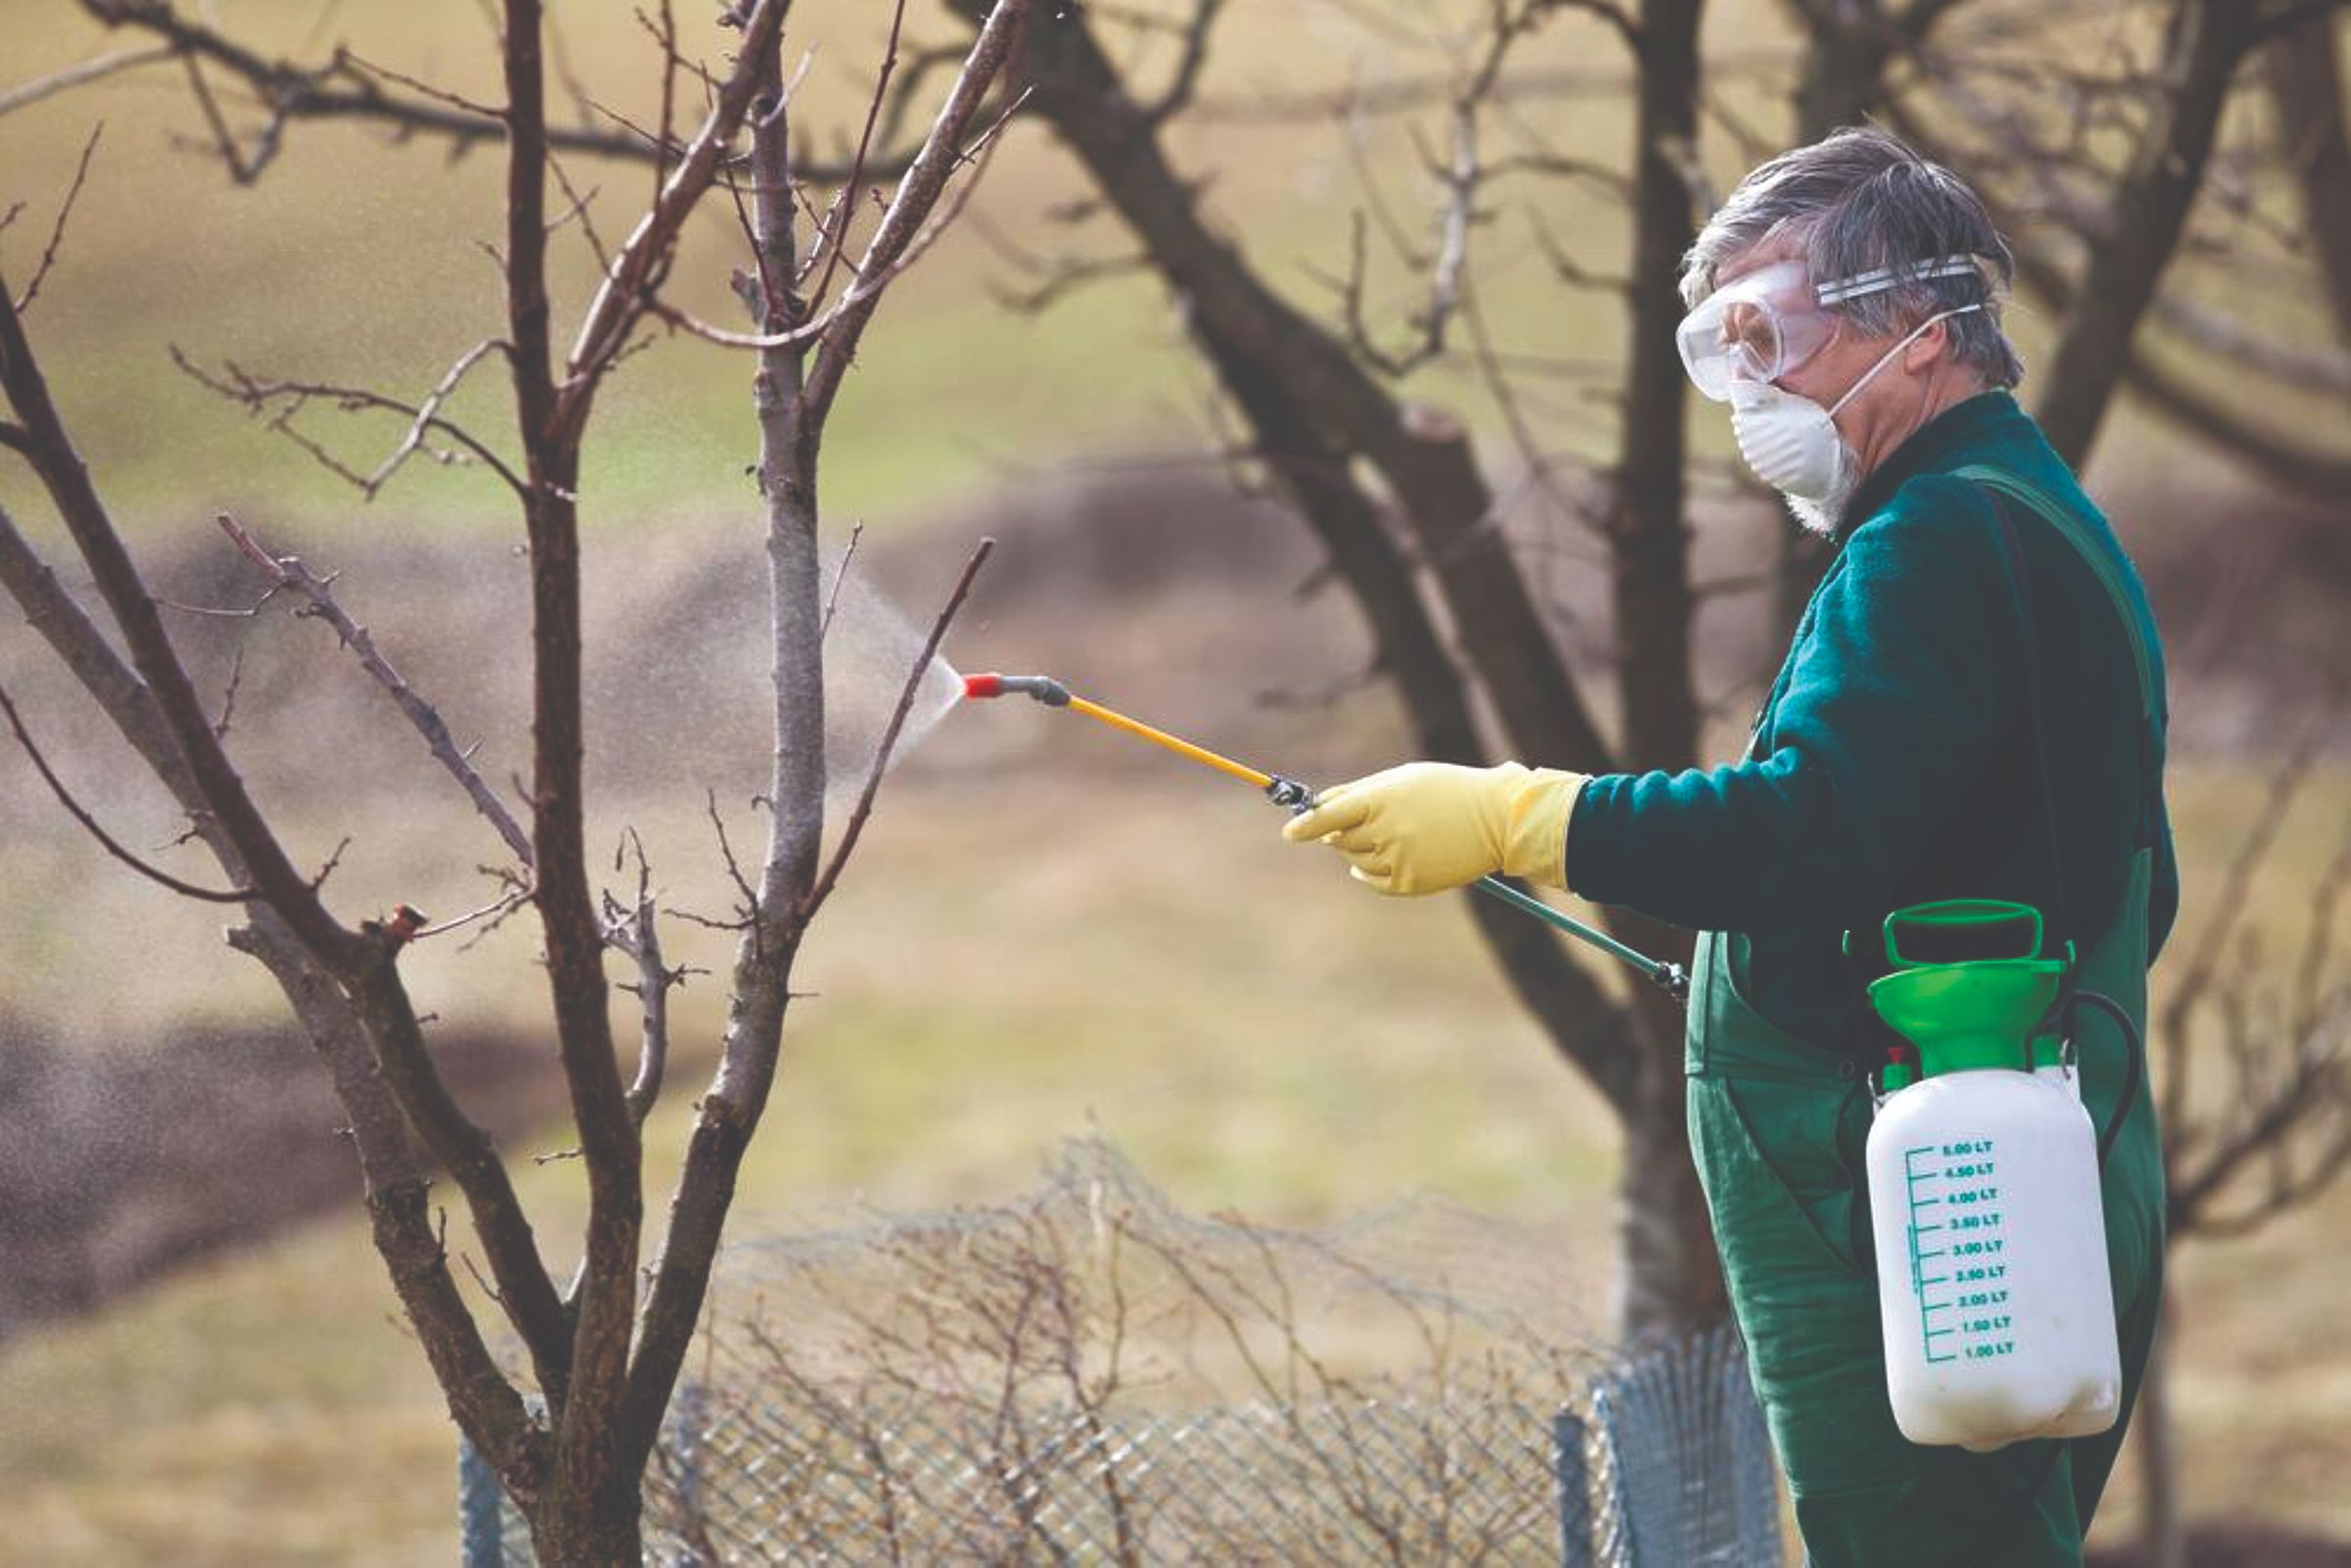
[
  {"left": 1619, "top": 1050, "right": 1728, "bottom": 1338},
  {"left": 2138, "top": 1321, "right": 2189, "bottom": 1568},
  {"left": 1773, "top": 5, "right": 1895, "bottom": 645},
  {"left": 527, "top": 1485, "right": 646, "bottom": 1568},
  {"left": 1612, "top": 0, "right": 1704, "bottom": 777},
  {"left": 2035, "top": 0, "right": 2255, "bottom": 466},
  {"left": 2264, "top": 11, "right": 2351, "bottom": 345}
]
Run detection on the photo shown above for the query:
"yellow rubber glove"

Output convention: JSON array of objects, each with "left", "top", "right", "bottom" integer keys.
[{"left": 1280, "top": 762, "right": 1588, "bottom": 895}]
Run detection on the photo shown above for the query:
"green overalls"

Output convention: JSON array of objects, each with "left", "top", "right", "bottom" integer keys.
[{"left": 1687, "top": 470, "right": 2167, "bottom": 1566}]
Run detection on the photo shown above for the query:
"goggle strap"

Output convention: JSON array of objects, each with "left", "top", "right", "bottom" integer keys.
[{"left": 1813, "top": 254, "right": 1987, "bottom": 306}]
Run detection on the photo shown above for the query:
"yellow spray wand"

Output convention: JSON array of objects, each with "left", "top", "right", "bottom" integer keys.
[{"left": 961, "top": 673, "right": 1688, "bottom": 1002}]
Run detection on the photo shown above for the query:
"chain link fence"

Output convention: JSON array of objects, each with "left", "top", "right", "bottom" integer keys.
[{"left": 459, "top": 1142, "right": 1781, "bottom": 1565}]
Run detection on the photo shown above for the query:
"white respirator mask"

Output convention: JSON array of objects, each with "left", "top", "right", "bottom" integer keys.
[
  {"left": 1726, "top": 305, "right": 1982, "bottom": 505},
  {"left": 1678, "top": 254, "right": 1991, "bottom": 511}
]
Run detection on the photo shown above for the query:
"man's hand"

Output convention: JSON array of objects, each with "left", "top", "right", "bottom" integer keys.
[{"left": 1281, "top": 762, "right": 1588, "bottom": 895}]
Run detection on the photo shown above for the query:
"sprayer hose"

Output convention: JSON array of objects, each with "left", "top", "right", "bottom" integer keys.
[{"left": 2070, "top": 989, "right": 2143, "bottom": 1169}]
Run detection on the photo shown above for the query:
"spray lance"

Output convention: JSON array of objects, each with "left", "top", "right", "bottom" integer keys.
[{"left": 961, "top": 673, "right": 1688, "bottom": 1002}]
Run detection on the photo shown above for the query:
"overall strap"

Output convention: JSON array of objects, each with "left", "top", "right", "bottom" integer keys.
[
  {"left": 1950, "top": 464, "right": 2163, "bottom": 852},
  {"left": 1988, "top": 501, "right": 2070, "bottom": 951}
]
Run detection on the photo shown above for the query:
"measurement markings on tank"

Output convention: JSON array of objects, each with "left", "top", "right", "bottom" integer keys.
[{"left": 1905, "top": 1141, "right": 2013, "bottom": 1364}]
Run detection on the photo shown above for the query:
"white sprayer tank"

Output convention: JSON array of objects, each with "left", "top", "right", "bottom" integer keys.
[{"left": 1866, "top": 1064, "right": 2121, "bottom": 1450}]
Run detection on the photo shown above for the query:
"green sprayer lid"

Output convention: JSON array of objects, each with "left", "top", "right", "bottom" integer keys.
[{"left": 1863, "top": 901, "right": 2069, "bottom": 1079}]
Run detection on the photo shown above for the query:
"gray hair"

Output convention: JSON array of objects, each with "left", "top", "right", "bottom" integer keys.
[{"left": 1682, "top": 126, "right": 2024, "bottom": 389}]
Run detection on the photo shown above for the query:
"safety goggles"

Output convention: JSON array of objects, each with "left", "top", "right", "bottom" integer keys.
[{"left": 1676, "top": 254, "right": 1988, "bottom": 403}]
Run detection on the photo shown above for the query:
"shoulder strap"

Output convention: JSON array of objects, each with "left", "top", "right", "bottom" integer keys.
[
  {"left": 1988, "top": 502, "right": 2072, "bottom": 950},
  {"left": 1949, "top": 463, "right": 2162, "bottom": 849},
  {"left": 1948, "top": 466, "right": 2158, "bottom": 726}
]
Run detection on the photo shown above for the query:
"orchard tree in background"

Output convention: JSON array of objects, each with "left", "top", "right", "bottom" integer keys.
[{"left": 0, "top": 0, "right": 1026, "bottom": 1558}]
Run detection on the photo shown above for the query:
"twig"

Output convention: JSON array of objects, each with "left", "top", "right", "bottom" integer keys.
[
  {"left": 0, "top": 677, "right": 257, "bottom": 903},
  {"left": 602, "top": 831, "right": 676, "bottom": 1126},
  {"left": 647, "top": 0, "right": 680, "bottom": 201},
  {"left": 800, "top": 537, "right": 992, "bottom": 921},
  {"left": 363, "top": 338, "right": 509, "bottom": 495},
  {"left": 214, "top": 643, "right": 246, "bottom": 737},
  {"left": 819, "top": 522, "right": 864, "bottom": 642},
  {"left": 415, "top": 885, "right": 537, "bottom": 941},
  {"left": 14, "top": 124, "right": 105, "bottom": 314},
  {"left": 0, "top": 45, "right": 175, "bottom": 119},
  {"left": 543, "top": 155, "right": 614, "bottom": 280},
  {"left": 170, "top": 347, "right": 528, "bottom": 499},
  {"left": 216, "top": 512, "right": 535, "bottom": 868},
  {"left": 705, "top": 787, "right": 761, "bottom": 926},
  {"left": 341, "top": 49, "right": 504, "bottom": 119},
  {"left": 803, "top": 0, "right": 911, "bottom": 313}
]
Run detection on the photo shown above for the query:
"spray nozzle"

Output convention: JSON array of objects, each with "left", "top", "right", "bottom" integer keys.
[{"left": 963, "top": 672, "right": 1072, "bottom": 707}]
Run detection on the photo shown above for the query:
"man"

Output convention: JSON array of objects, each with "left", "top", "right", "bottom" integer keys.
[{"left": 1284, "top": 126, "right": 2175, "bottom": 1567}]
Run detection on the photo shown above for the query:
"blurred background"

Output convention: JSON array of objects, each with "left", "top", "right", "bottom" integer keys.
[{"left": 1, "top": 0, "right": 2346, "bottom": 1561}]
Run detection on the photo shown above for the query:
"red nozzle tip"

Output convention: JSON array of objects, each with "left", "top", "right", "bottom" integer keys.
[{"left": 962, "top": 672, "right": 1005, "bottom": 700}]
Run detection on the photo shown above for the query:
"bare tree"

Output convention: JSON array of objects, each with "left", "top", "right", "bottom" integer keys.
[
  {"left": 0, "top": 0, "right": 1027, "bottom": 1557},
  {"left": 2128, "top": 730, "right": 2351, "bottom": 1568}
]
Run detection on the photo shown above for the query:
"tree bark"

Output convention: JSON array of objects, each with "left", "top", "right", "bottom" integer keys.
[
  {"left": 2138, "top": 1321, "right": 2188, "bottom": 1568},
  {"left": 1614, "top": 0, "right": 1703, "bottom": 779},
  {"left": 2035, "top": 0, "right": 2257, "bottom": 467},
  {"left": 2264, "top": 11, "right": 2351, "bottom": 344}
]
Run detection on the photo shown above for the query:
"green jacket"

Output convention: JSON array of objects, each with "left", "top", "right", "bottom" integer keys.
[{"left": 1567, "top": 391, "right": 2178, "bottom": 1056}]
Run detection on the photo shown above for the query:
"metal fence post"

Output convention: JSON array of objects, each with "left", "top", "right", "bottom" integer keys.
[
  {"left": 1555, "top": 1406, "right": 1595, "bottom": 1568},
  {"left": 456, "top": 1435, "right": 504, "bottom": 1568}
]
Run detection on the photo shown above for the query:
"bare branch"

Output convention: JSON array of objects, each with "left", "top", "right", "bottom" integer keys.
[
  {"left": 412, "top": 885, "right": 536, "bottom": 941},
  {"left": 803, "top": 0, "right": 912, "bottom": 316},
  {"left": 0, "top": 497, "right": 544, "bottom": 1483},
  {"left": 0, "top": 677, "right": 258, "bottom": 903},
  {"left": 2147, "top": 289, "right": 2351, "bottom": 395},
  {"left": 819, "top": 522, "right": 864, "bottom": 642},
  {"left": 216, "top": 512, "right": 535, "bottom": 868},
  {"left": 601, "top": 831, "right": 676, "bottom": 1127},
  {"left": 801, "top": 536, "right": 993, "bottom": 922},
  {"left": 13, "top": 124, "right": 105, "bottom": 315},
  {"left": 179, "top": 51, "right": 288, "bottom": 183},
  {"left": 798, "top": 1, "right": 1032, "bottom": 434},
  {"left": 552, "top": 0, "right": 794, "bottom": 434},
  {"left": 1139, "top": 0, "right": 1226, "bottom": 125},
  {"left": 169, "top": 345, "right": 529, "bottom": 499},
  {"left": 0, "top": 44, "right": 176, "bottom": 119}
]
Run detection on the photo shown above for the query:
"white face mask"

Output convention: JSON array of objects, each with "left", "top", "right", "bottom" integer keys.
[{"left": 1728, "top": 305, "right": 1982, "bottom": 513}]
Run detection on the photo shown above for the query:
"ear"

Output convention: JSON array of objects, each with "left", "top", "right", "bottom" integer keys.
[{"left": 1902, "top": 316, "right": 1948, "bottom": 373}]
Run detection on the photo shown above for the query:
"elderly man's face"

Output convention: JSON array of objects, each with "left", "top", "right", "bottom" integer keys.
[
  {"left": 1715, "top": 238, "right": 1875, "bottom": 407},
  {"left": 1713, "top": 238, "right": 1955, "bottom": 446}
]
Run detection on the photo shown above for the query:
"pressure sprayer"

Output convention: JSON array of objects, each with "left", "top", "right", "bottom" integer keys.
[
  {"left": 1861, "top": 898, "right": 2140, "bottom": 1451},
  {"left": 959, "top": 673, "right": 1688, "bottom": 1001}
]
